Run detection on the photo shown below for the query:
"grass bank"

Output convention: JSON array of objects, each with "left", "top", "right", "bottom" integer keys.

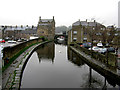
[{"left": 2, "top": 42, "right": 41, "bottom": 72}]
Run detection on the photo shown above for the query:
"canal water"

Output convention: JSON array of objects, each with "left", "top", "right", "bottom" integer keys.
[{"left": 20, "top": 42, "right": 119, "bottom": 88}]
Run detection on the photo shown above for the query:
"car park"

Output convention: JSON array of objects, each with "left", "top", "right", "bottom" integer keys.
[
  {"left": 98, "top": 48, "right": 107, "bottom": 54},
  {"left": 89, "top": 46, "right": 100, "bottom": 52},
  {"left": 8, "top": 40, "right": 16, "bottom": 43},
  {"left": 0, "top": 39, "right": 5, "bottom": 43},
  {"left": 82, "top": 42, "right": 91, "bottom": 48},
  {"left": 107, "top": 47, "right": 115, "bottom": 53}
]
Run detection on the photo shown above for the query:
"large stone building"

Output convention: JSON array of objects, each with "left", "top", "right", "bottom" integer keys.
[
  {"left": 68, "top": 19, "right": 106, "bottom": 44},
  {"left": 2, "top": 17, "right": 55, "bottom": 41},
  {"left": 37, "top": 16, "right": 55, "bottom": 40}
]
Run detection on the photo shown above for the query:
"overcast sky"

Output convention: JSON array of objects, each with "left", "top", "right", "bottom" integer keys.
[{"left": 0, "top": 0, "right": 119, "bottom": 27}]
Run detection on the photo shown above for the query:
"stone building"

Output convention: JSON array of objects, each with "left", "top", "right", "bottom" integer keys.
[
  {"left": 37, "top": 16, "right": 55, "bottom": 40},
  {"left": 0, "top": 26, "right": 2, "bottom": 39},
  {"left": 3, "top": 26, "right": 37, "bottom": 40},
  {"left": 68, "top": 19, "right": 105, "bottom": 44}
]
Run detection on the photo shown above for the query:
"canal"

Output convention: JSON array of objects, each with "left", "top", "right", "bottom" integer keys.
[{"left": 20, "top": 42, "right": 119, "bottom": 88}]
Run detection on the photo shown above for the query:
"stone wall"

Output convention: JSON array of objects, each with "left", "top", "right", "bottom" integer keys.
[
  {"left": 69, "top": 46, "right": 120, "bottom": 86},
  {"left": 73, "top": 43, "right": 117, "bottom": 67},
  {"left": 0, "top": 30, "right": 2, "bottom": 39},
  {"left": 3, "top": 38, "right": 42, "bottom": 60}
]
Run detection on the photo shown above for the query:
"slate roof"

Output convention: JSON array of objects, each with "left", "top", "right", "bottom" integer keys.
[
  {"left": 107, "top": 26, "right": 114, "bottom": 28},
  {"left": 5, "top": 26, "right": 26, "bottom": 31},
  {"left": 72, "top": 20, "right": 101, "bottom": 27},
  {"left": 39, "top": 23, "right": 51, "bottom": 26},
  {"left": 40, "top": 19, "right": 53, "bottom": 22},
  {"left": 72, "top": 21, "right": 81, "bottom": 26},
  {"left": 21, "top": 29, "right": 37, "bottom": 34},
  {"left": 4, "top": 26, "right": 37, "bottom": 31},
  {"left": 81, "top": 21, "right": 88, "bottom": 26},
  {"left": 116, "top": 28, "right": 120, "bottom": 31}
]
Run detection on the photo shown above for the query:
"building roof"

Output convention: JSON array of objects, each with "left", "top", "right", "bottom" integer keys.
[
  {"left": 116, "top": 28, "right": 120, "bottom": 31},
  {"left": 72, "top": 21, "right": 81, "bottom": 26},
  {"left": 38, "top": 23, "right": 51, "bottom": 26},
  {"left": 5, "top": 26, "right": 26, "bottom": 31},
  {"left": 4, "top": 26, "right": 37, "bottom": 31},
  {"left": 107, "top": 26, "right": 114, "bottom": 29},
  {"left": 21, "top": 29, "right": 37, "bottom": 34},
  {"left": 72, "top": 20, "right": 102, "bottom": 27},
  {"left": 40, "top": 19, "right": 53, "bottom": 23},
  {"left": 81, "top": 21, "right": 88, "bottom": 26}
]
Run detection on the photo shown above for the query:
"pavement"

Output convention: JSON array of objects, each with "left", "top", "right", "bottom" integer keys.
[
  {"left": 0, "top": 42, "right": 22, "bottom": 48},
  {"left": 2, "top": 41, "right": 49, "bottom": 89},
  {"left": 2, "top": 43, "right": 38, "bottom": 89}
]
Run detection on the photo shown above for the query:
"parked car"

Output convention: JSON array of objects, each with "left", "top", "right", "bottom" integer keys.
[
  {"left": 107, "top": 47, "right": 115, "bottom": 53},
  {"left": 8, "top": 40, "right": 16, "bottom": 43},
  {"left": 98, "top": 48, "right": 107, "bottom": 54},
  {"left": 89, "top": 46, "right": 100, "bottom": 52},
  {"left": 97, "top": 43, "right": 103, "bottom": 48},
  {"left": 0, "top": 39, "right": 5, "bottom": 43},
  {"left": 17, "top": 39, "right": 22, "bottom": 42},
  {"left": 82, "top": 42, "right": 91, "bottom": 48}
]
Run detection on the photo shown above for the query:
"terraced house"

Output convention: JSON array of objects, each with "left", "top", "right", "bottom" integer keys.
[
  {"left": 3, "top": 26, "right": 37, "bottom": 40},
  {"left": 68, "top": 19, "right": 106, "bottom": 45},
  {"left": 37, "top": 16, "right": 55, "bottom": 40}
]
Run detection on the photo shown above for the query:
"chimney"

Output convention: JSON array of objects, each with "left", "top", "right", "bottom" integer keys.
[
  {"left": 79, "top": 19, "right": 81, "bottom": 25},
  {"left": 53, "top": 16, "right": 54, "bottom": 20},
  {"left": 39, "top": 16, "right": 41, "bottom": 21},
  {"left": 86, "top": 19, "right": 87, "bottom": 22},
  {"left": 88, "top": 22, "right": 89, "bottom": 26},
  {"left": 94, "top": 20, "right": 96, "bottom": 23}
]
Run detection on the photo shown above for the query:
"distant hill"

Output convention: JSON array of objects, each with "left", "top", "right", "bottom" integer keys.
[{"left": 55, "top": 26, "right": 72, "bottom": 33}]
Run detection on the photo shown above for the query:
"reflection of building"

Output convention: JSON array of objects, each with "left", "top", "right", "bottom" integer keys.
[
  {"left": 37, "top": 16, "right": 55, "bottom": 40},
  {"left": 36, "top": 42, "right": 55, "bottom": 63},
  {"left": 67, "top": 47, "right": 84, "bottom": 66}
]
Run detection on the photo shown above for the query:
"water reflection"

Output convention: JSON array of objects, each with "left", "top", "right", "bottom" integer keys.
[
  {"left": 21, "top": 43, "right": 119, "bottom": 88},
  {"left": 67, "top": 47, "right": 84, "bottom": 66},
  {"left": 54, "top": 39, "right": 67, "bottom": 45},
  {"left": 67, "top": 47, "right": 119, "bottom": 88},
  {"left": 36, "top": 43, "right": 55, "bottom": 63},
  {"left": 67, "top": 48, "right": 105, "bottom": 88}
]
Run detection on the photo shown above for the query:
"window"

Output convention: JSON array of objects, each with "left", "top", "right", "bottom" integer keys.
[
  {"left": 73, "top": 38, "right": 77, "bottom": 41},
  {"left": 84, "top": 32, "right": 87, "bottom": 35},
  {"left": 83, "top": 38, "right": 87, "bottom": 40},
  {"left": 73, "top": 31, "right": 77, "bottom": 34},
  {"left": 103, "top": 28, "right": 105, "bottom": 30},
  {"left": 40, "top": 31, "right": 44, "bottom": 33}
]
